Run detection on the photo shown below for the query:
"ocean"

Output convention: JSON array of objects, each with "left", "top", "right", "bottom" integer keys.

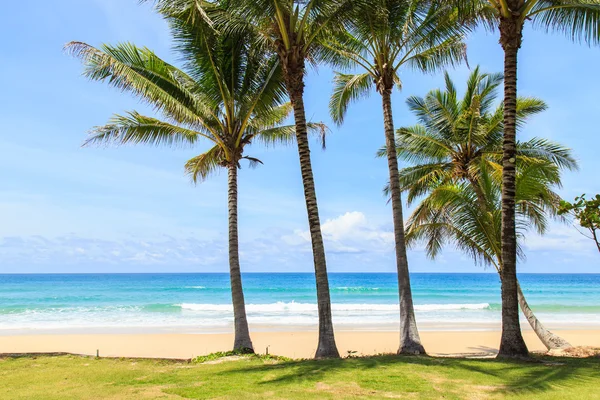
[{"left": 1, "top": 273, "right": 599, "bottom": 334}]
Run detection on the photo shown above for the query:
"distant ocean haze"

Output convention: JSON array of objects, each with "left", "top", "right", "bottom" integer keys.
[{"left": 0, "top": 273, "right": 599, "bottom": 334}]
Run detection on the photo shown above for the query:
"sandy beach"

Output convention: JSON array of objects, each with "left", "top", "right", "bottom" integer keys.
[{"left": 1, "top": 330, "right": 598, "bottom": 359}]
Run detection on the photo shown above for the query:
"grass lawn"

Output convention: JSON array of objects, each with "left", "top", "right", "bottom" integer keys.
[{"left": 1, "top": 354, "right": 599, "bottom": 399}]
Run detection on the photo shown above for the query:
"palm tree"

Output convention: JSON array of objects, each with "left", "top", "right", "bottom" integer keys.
[
  {"left": 453, "top": 0, "right": 600, "bottom": 358},
  {"left": 150, "top": 0, "right": 365, "bottom": 359},
  {"left": 405, "top": 165, "right": 573, "bottom": 350},
  {"left": 327, "top": 0, "right": 467, "bottom": 354},
  {"left": 392, "top": 68, "right": 577, "bottom": 350},
  {"left": 65, "top": 10, "right": 307, "bottom": 353}
]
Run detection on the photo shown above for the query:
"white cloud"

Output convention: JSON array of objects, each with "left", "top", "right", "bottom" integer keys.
[
  {"left": 295, "top": 211, "right": 394, "bottom": 254},
  {"left": 0, "top": 235, "right": 228, "bottom": 269},
  {"left": 524, "top": 222, "right": 595, "bottom": 253},
  {"left": 0, "top": 211, "right": 394, "bottom": 271}
]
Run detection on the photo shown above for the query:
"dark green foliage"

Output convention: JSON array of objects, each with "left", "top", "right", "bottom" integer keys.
[{"left": 559, "top": 194, "right": 600, "bottom": 253}]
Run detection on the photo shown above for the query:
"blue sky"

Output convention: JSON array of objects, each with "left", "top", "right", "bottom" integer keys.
[{"left": 1, "top": 0, "right": 599, "bottom": 273}]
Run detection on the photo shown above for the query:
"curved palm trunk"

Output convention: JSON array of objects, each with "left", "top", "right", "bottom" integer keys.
[
  {"left": 498, "top": 17, "right": 529, "bottom": 358},
  {"left": 381, "top": 90, "right": 425, "bottom": 355},
  {"left": 517, "top": 281, "right": 571, "bottom": 350},
  {"left": 469, "top": 177, "right": 570, "bottom": 351},
  {"left": 227, "top": 164, "right": 254, "bottom": 352},
  {"left": 287, "top": 73, "right": 339, "bottom": 359}
]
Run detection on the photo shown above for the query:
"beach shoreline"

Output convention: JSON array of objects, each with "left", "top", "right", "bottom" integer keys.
[
  {"left": 2, "top": 319, "right": 598, "bottom": 337},
  {"left": 1, "top": 330, "right": 598, "bottom": 359}
]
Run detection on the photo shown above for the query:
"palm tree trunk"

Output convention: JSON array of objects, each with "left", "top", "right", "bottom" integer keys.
[
  {"left": 468, "top": 176, "right": 489, "bottom": 212},
  {"left": 287, "top": 74, "right": 339, "bottom": 359},
  {"left": 471, "top": 169, "right": 570, "bottom": 351},
  {"left": 498, "top": 17, "right": 529, "bottom": 358},
  {"left": 227, "top": 164, "right": 253, "bottom": 353},
  {"left": 517, "top": 281, "right": 571, "bottom": 350},
  {"left": 381, "top": 89, "right": 425, "bottom": 355}
]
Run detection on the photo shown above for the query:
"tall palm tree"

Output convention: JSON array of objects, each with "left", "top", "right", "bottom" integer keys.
[
  {"left": 65, "top": 10, "right": 306, "bottom": 352},
  {"left": 151, "top": 0, "right": 364, "bottom": 359},
  {"left": 393, "top": 68, "right": 577, "bottom": 349},
  {"left": 453, "top": 0, "right": 600, "bottom": 358},
  {"left": 327, "top": 0, "right": 467, "bottom": 354}
]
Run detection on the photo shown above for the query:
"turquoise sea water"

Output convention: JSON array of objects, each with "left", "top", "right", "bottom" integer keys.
[{"left": 1, "top": 273, "right": 599, "bottom": 334}]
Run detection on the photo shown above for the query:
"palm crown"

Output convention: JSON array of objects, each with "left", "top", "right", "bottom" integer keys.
[
  {"left": 327, "top": 0, "right": 467, "bottom": 124},
  {"left": 384, "top": 67, "right": 577, "bottom": 206},
  {"left": 455, "top": 0, "right": 600, "bottom": 45},
  {"left": 151, "top": 0, "right": 357, "bottom": 80},
  {"left": 66, "top": 8, "right": 299, "bottom": 182}
]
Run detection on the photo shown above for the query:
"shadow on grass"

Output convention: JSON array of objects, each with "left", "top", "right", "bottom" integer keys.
[
  {"left": 451, "top": 356, "right": 599, "bottom": 396},
  {"left": 217, "top": 354, "right": 599, "bottom": 396}
]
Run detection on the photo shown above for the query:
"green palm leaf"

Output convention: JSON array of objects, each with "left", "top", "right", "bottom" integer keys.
[
  {"left": 185, "top": 145, "right": 225, "bottom": 183},
  {"left": 329, "top": 73, "right": 373, "bottom": 125},
  {"left": 85, "top": 112, "right": 208, "bottom": 148}
]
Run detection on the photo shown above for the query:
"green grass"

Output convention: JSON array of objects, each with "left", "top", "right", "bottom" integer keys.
[{"left": 1, "top": 354, "right": 599, "bottom": 399}]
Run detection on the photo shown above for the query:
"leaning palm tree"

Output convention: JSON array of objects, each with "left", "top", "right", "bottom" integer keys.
[
  {"left": 405, "top": 162, "right": 574, "bottom": 350},
  {"left": 453, "top": 0, "right": 600, "bottom": 358},
  {"left": 65, "top": 10, "right": 305, "bottom": 352},
  {"left": 392, "top": 68, "right": 577, "bottom": 349},
  {"left": 327, "top": 0, "right": 467, "bottom": 355},
  {"left": 151, "top": 0, "right": 363, "bottom": 359}
]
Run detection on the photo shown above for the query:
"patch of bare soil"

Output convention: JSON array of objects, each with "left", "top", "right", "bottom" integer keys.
[{"left": 547, "top": 346, "right": 600, "bottom": 358}]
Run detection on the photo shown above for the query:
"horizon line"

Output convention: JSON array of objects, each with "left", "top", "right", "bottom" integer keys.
[{"left": 1, "top": 271, "right": 598, "bottom": 275}]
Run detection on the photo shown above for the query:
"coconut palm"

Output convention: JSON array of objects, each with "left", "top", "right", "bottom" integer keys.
[
  {"left": 405, "top": 162, "right": 573, "bottom": 350},
  {"left": 150, "top": 0, "right": 366, "bottom": 359},
  {"left": 392, "top": 68, "right": 578, "bottom": 349},
  {"left": 452, "top": 0, "right": 600, "bottom": 358},
  {"left": 65, "top": 11, "right": 311, "bottom": 352},
  {"left": 327, "top": 0, "right": 467, "bottom": 354}
]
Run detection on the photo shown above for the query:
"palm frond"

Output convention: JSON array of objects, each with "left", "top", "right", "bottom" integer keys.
[
  {"left": 405, "top": 36, "right": 467, "bottom": 74},
  {"left": 254, "top": 122, "right": 329, "bottom": 149},
  {"left": 185, "top": 145, "right": 226, "bottom": 183},
  {"left": 65, "top": 41, "right": 211, "bottom": 130},
  {"left": 515, "top": 97, "right": 548, "bottom": 128},
  {"left": 517, "top": 138, "right": 579, "bottom": 171},
  {"left": 84, "top": 112, "right": 209, "bottom": 148},
  {"left": 329, "top": 72, "right": 373, "bottom": 125},
  {"left": 529, "top": 0, "right": 600, "bottom": 45}
]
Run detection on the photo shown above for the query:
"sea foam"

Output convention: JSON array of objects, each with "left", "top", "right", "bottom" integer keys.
[{"left": 178, "top": 302, "right": 491, "bottom": 313}]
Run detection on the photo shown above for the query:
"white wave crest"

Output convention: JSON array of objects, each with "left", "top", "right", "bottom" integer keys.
[
  {"left": 416, "top": 303, "right": 490, "bottom": 311},
  {"left": 179, "top": 302, "right": 491, "bottom": 313}
]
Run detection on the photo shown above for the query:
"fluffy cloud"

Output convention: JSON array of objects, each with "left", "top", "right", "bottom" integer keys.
[{"left": 293, "top": 211, "right": 394, "bottom": 254}]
